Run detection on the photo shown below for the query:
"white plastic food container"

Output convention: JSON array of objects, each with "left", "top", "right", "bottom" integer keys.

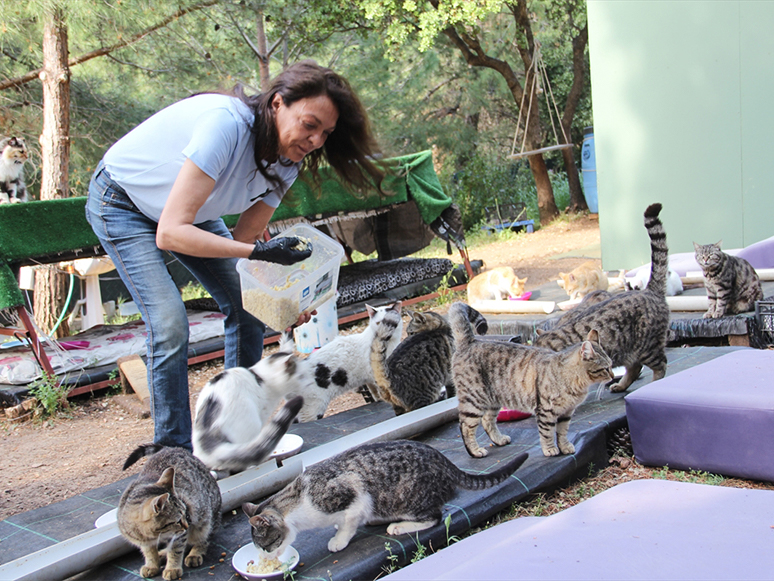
[{"left": 237, "top": 223, "right": 345, "bottom": 331}]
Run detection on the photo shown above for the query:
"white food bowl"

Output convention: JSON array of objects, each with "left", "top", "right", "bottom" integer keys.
[{"left": 231, "top": 543, "right": 300, "bottom": 579}]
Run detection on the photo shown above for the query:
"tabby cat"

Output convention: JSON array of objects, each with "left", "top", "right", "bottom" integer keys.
[
  {"left": 558, "top": 261, "right": 608, "bottom": 300},
  {"left": 449, "top": 302, "right": 613, "bottom": 458},
  {"left": 192, "top": 338, "right": 303, "bottom": 476},
  {"left": 694, "top": 241, "right": 763, "bottom": 318},
  {"left": 291, "top": 302, "right": 402, "bottom": 421},
  {"left": 0, "top": 136, "right": 28, "bottom": 204},
  {"left": 370, "top": 308, "right": 487, "bottom": 414},
  {"left": 242, "top": 439, "right": 528, "bottom": 556},
  {"left": 118, "top": 445, "right": 222, "bottom": 580},
  {"left": 535, "top": 203, "right": 670, "bottom": 393},
  {"left": 467, "top": 266, "right": 527, "bottom": 303}
]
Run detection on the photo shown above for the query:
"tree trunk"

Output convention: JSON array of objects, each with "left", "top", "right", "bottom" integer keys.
[
  {"left": 256, "top": 9, "right": 270, "bottom": 90},
  {"left": 562, "top": 145, "right": 587, "bottom": 212},
  {"left": 35, "top": 6, "right": 71, "bottom": 337},
  {"left": 563, "top": 20, "right": 590, "bottom": 213},
  {"left": 528, "top": 153, "right": 559, "bottom": 224}
]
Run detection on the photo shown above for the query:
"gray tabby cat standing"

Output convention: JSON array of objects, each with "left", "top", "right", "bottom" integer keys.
[
  {"left": 370, "top": 308, "right": 487, "bottom": 415},
  {"left": 693, "top": 241, "right": 763, "bottom": 318},
  {"left": 450, "top": 302, "right": 613, "bottom": 458},
  {"left": 118, "top": 445, "right": 222, "bottom": 580},
  {"left": 242, "top": 439, "right": 528, "bottom": 556},
  {"left": 193, "top": 334, "right": 303, "bottom": 477},
  {"left": 535, "top": 203, "right": 670, "bottom": 392},
  {"left": 0, "top": 136, "right": 28, "bottom": 204}
]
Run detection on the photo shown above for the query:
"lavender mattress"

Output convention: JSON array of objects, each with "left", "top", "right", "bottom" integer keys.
[
  {"left": 384, "top": 479, "right": 774, "bottom": 580},
  {"left": 625, "top": 349, "right": 774, "bottom": 481}
]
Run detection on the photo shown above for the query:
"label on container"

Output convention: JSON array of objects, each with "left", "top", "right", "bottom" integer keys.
[{"left": 300, "top": 271, "right": 333, "bottom": 312}]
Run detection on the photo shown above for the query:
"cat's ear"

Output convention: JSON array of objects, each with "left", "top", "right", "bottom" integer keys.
[
  {"left": 156, "top": 467, "right": 176, "bottom": 492},
  {"left": 715, "top": 240, "right": 723, "bottom": 248},
  {"left": 242, "top": 502, "right": 260, "bottom": 517},
  {"left": 535, "top": 328, "right": 545, "bottom": 336},
  {"left": 693, "top": 242, "right": 700, "bottom": 252},
  {"left": 580, "top": 340, "right": 595, "bottom": 360},
  {"left": 151, "top": 493, "right": 170, "bottom": 515},
  {"left": 391, "top": 301, "right": 402, "bottom": 313},
  {"left": 586, "top": 329, "right": 600, "bottom": 343},
  {"left": 365, "top": 304, "right": 376, "bottom": 318}
]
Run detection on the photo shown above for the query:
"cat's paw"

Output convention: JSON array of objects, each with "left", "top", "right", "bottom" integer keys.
[
  {"left": 141, "top": 565, "right": 161, "bottom": 578},
  {"left": 541, "top": 445, "right": 561, "bottom": 457},
  {"left": 492, "top": 435, "right": 511, "bottom": 447},
  {"left": 328, "top": 536, "right": 350, "bottom": 552},
  {"left": 608, "top": 381, "right": 627, "bottom": 393},
  {"left": 559, "top": 442, "right": 575, "bottom": 455},
  {"left": 387, "top": 523, "right": 411, "bottom": 535},
  {"left": 185, "top": 553, "right": 204, "bottom": 568},
  {"left": 469, "top": 446, "right": 489, "bottom": 458},
  {"left": 162, "top": 566, "right": 183, "bottom": 580}
]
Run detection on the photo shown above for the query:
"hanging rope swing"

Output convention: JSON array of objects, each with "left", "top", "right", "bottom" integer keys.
[{"left": 510, "top": 43, "right": 573, "bottom": 160}]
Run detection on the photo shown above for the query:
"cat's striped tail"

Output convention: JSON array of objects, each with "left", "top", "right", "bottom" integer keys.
[
  {"left": 643, "top": 203, "right": 669, "bottom": 297},
  {"left": 456, "top": 451, "right": 529, "bottom": 490},
  {"left": 449, "top": 302, "right": 488, "bottom": 347},
  {"left": 369, "top": 310, "right": 404, "bottom": 406},
  {"left": 122, "top": 443, "right": 166, "bottom": 470},
  {"left": 197, "top": 396, "right": 303, "bottom": 473}
]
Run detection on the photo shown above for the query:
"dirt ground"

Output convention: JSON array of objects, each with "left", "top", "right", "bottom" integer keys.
[{"left": 0, "top": 214, "right": 607, "bottom": 521}]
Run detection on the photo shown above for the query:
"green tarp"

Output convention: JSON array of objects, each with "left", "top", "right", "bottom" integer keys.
[{"left": 0, "top": 150, "right": 450, "bottom": 311}]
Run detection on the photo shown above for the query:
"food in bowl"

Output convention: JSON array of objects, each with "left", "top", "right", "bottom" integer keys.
[{"left": 246, "top": 555, "right": 284, "bottom": 574}]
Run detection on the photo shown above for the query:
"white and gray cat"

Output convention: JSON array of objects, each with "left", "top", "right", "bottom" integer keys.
[
  {"left": 0, "top": 136, "right": 28, "bottom": 204},
  {"left": 290, "top": 302, "right": 403, "bottom": 421},
  {"left": 118, "top": 445, "right": 221, "bottom": 580},
  {"left": 242, "top": 439, "right": 528, "bottom": 557},
  {"left": 192, "top": 342, "right": 303, "bottom": 477}
]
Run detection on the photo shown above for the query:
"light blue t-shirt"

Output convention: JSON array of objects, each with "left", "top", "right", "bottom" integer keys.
[{"left": 103, "top": 94, "right": 300, "bottom": 223}]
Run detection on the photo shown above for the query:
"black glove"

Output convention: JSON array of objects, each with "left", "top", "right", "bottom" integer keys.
[{"left": 249, "top": 236, "right": 313, "bottom": 265}]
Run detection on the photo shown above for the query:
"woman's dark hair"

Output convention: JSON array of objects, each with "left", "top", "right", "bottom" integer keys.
[{"left": 234, "top": 60, "right": 385, "bottom": 192}]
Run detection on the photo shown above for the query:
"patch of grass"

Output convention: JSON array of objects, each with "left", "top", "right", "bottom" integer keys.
[{"left": 27, "top": 372, "right": 70, "bottom": 418}]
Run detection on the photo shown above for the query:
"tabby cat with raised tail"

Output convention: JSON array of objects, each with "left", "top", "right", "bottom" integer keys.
[
  {"left": 535, "top": 203, "right": 670, "bottom": 392},
  {"left": 0, "top": 136, "right": 28, "bottom": 204},
  {"left": 370, "top": 308, "right": 487, "bottom": 414},
  {"left": 693, "top": 241, "right": 763, "bottom": 318},
  {"left": 242, "top": 440, "right": 528, "bottom": 556},
  {"left": 450, "top": 302, "right": 613, "bottom": 458},
  {"left": 118, "top": 445, "right": 222, "bottom": 580}
]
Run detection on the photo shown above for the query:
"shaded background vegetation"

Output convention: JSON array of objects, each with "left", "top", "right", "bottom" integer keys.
[{"left": 1, "top": 0, "right": 592, "bottom": 230}]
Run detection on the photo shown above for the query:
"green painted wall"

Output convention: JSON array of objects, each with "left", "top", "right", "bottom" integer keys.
[{"left": 587, "top": 1, "right": 774, "bottom": 270}]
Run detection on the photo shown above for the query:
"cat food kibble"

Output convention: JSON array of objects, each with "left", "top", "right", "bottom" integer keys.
[{"left": 246, "top": 556, "right": 283, "bottom": 574}]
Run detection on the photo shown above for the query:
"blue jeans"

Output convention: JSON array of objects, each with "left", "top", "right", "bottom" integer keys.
[{"left": 86, "top": 164, "right": 265, "bottom": 450}]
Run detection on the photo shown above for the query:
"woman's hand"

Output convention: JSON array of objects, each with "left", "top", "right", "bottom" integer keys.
[
  {"left": 249, "top": 236, "right": 312, "bottom": 265},
  {"left": 286, "top": 309, "right": 317, "bottom": 332}
]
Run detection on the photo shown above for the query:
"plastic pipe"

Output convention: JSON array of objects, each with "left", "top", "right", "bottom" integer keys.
[{"left": 473, "top": 299, "right": 556, "bottom": 314}]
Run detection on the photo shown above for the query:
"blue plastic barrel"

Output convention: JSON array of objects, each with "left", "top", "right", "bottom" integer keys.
[{"left": 581, "top": 126, "right": 598, "bottom": 213}]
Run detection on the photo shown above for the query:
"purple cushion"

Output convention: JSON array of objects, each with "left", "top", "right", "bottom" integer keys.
[
  {"left": 384, "top": 480, "right": 774, "bottom": 580},
  {"left": 625, "top": 349, "right": 774, "bottom": 481}
]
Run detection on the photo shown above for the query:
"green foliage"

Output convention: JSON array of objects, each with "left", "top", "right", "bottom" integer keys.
[
  {"left": 444, "top": 513, "right": 461, "bottom": 545},
  {"left": 180, "top": 281, "right": 210, "bottom": 301},
  {"left": 28, "top": 371, "right": 70, "bottom": 417},
  {"left": 382, "top": 542, "right": 399, "bottom": 576},
  {"left": 410, "top": 534, "right": 428, "bottom": 563}
]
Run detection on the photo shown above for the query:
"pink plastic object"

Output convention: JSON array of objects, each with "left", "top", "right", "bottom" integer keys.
[
  {"left": 497, "top": 408, "right": 532, "bottom": 422},
  {"left": 59, "top": 340, "right": 90, "bottom": 350},
  {"left": 508, "top": 291, "right": 532, "bottom": 301}
]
